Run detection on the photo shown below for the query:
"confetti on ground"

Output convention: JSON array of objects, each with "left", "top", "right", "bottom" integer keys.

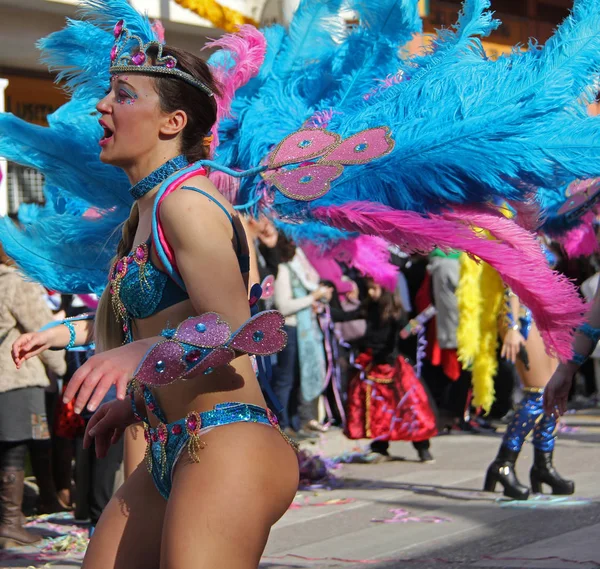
[
  {"left": 372, "top": 507, "right": 451, "bottom": 524},
  {"left": 289, "top": 496, "right": 356, "bottom": 509},
  {"left": 0, "top": 512, "right": 88, "bottom": 566},
  {"left": 499, "top": 494, "right": 593, "bottom": 508},
  {"left": 298, "top": 450, "right": 344, "bottom": 490}
]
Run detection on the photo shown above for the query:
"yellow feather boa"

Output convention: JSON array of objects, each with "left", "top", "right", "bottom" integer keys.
[
  {"left": 173, "top": 0, "right": 259, "bottom": 32},
  {"left": 457, "top": 254, "right": 504, "bottom": 413},
  {"left": 457, "top": 254, "right": 482, "bottom": 368}
]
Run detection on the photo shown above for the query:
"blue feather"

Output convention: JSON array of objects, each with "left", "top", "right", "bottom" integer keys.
[{"left": 0, "top": 0, "right": 154, "bottom": 292}]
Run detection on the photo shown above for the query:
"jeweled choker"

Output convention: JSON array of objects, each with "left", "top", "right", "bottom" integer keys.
[{"left": 129, "top": 155, "right": 189, "bottom": 200}]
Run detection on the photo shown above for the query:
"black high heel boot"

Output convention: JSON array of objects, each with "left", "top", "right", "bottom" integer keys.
[
  {"left": 530, "top": 449, "right": 575, "bottom": 495},
  {"left": 484, "top": 445, "right": 529, "bottom": 500}
]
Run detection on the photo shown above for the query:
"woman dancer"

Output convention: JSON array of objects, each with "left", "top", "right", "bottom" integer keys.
[
  {"left": 484, "top": 286, "right": 574, "bottom": 500},
  {"left": 345, "top": 279, "right": 437, "bottom": 463},
  {"left": 11, "top": 25, "right": 298, "bottom": 569}
]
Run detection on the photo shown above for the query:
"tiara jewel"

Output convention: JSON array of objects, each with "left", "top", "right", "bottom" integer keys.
[{"left": 109, "top": 20, "right": 214, "bottom": 97}]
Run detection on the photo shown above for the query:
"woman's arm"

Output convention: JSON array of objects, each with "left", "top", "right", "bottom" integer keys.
[
  {"left": 500, "top": 290, "right": 526, "bottom": 364},
  {"left": 12, "top": 315, "right": 95, "bottom": 370},
  {"left": 274, "top": 264, "right": 316, "bottom": 317},
  {"left": 544, "top": 281, "right": 600, "bottom": 415}
]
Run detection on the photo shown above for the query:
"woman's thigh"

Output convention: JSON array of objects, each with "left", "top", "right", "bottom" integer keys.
[
  {"left": 517, "top": 323, "right": 558, "bottom": 389},
  {"left": 161, "top": 422, "right": 299, "bottom": 569},
  {"left": 123, "top": 423, "right": 147, "bottom": 480},
  {"left": 82, "top": 463, "right": 166, "bottom": 569}
]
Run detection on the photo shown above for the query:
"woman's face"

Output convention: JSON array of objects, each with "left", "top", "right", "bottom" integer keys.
[
  {"left": 368, "top": 283, "right": 382, "bottom": 301},
  {"left": 96, "top": 74, "right": 164, "bottom": 166}
]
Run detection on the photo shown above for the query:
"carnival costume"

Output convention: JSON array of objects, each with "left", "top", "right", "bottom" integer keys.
[
  {"left": 1, "top": 0, "right": 600, "bottom": 495},
  {"left": 457, "top": 244, "right": 578, "bottom": 499}
]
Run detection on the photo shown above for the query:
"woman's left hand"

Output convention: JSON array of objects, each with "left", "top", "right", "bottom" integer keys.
[
  {"left": 63, "top": 338, "right": 155, "bottom": 414},
  {"left": 543, "top": 364, "right": 577, "bottom": 417}
]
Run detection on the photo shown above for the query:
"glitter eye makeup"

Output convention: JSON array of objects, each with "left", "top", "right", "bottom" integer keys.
[{"left": 117, "top": 86, "right": 138, "bottom": 105}]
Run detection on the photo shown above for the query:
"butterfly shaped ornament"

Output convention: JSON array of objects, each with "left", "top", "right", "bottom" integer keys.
[
  {"left": 262, "top": 127, "right": 395, "bottom": 202},
  {"left": 557, "top": 177, "right": 600, "bottom": 221}
]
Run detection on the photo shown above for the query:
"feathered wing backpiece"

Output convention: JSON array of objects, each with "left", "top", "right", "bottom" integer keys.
[
  {"left": 0, "top": 0, "right": 266, "bottom": 293},
  {"left": 205, "top": 24, "right": 267, "bottom": 154},
  {"left": 1, "top": 0, "right": 597, "bottom": 359},
  {"left": 214, "top": 0, "right": 423, "bottom": 209},
  {"left": 222, "top": 0, "right": 600, "bottom": 360}
]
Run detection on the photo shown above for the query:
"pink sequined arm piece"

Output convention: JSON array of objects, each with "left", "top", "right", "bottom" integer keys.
[{"left": 133, "top": 310, "right": 287, "bottom": 387}]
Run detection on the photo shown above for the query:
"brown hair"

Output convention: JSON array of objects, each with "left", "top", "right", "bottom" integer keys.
[
  {"left": 367, "top": 279, "right": 404, "bottom": 324},
  {"left": 95, "top": 47, "right": 220, "bottom": 352},
  {"left": 151, "top": 45, "right": 221, "bottom": 162},
  {"left": 276, "top": 233, "right": 297, "bottom": 264}
]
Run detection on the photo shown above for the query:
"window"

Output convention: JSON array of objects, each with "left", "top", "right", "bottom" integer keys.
[{"left": 6, "top": 163, "right": 45, "bottom": 214}]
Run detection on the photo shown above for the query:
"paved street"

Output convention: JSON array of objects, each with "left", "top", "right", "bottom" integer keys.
[{"left": 2, "top": 411, "right": 600, "bottom": 569}]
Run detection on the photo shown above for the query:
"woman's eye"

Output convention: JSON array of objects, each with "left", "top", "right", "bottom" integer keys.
[{"left": 118, "top": 90, "right": 130, "bottom": 98}]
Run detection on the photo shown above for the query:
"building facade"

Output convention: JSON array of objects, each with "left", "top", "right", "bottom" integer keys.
[{"left": 0, "top": 0, "right": 585, "bottom": 215}]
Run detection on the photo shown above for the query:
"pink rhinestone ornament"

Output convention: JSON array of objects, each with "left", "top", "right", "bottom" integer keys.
[
  {"left": 267, "top": 164, "right": 343, "bottom": 201},
  {"left": 267, "top": 129, "right": 341, "bottom": 169},
  {"left": 131, "top": 52, "right": 146, "bottom": 66},
  {"left": 262, "top": 127, "right": 395, "bottom": 202},
  {"left": 267, "top": 408, "right": 279, "bottom": 427},
  {"left": 110, "top": 45, "right": 118, "bottom": 62},
  {"left": 320, "top": 127, "right": 394, "bottom": 165},
  {"left": 185, "top": 411, "right": 206, "bottom": 462},
  {"left": 173, "top": 313, "right": 232, "bottom": 348},
  {"left": 230, "top": 311, "right": 287, "bottom": 356},
  {"left": 113, "top": 19, "right": 124, "bottom": 38}
]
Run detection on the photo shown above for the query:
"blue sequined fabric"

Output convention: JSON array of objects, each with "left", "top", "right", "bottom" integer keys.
[
  {"left": 147, "top": 402, "right": 272, "bottom": 499},
  {"left": 129, "top": 155, "right": 189, "bottom": 200},
  {"left": 118, "top": 241, "right": 188, "bottom": 321},
  {"left": 503, "top": 389, "right": 557, "bottom": 452}
]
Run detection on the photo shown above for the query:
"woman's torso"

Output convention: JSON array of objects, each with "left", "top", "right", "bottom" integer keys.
[{"left": 121, "top": 180, "right": 266, "bottom": 423}]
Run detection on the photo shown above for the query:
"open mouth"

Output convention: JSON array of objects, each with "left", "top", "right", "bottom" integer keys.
[{"left": 99, "top": 121, "right": 114, "bottom": 146}]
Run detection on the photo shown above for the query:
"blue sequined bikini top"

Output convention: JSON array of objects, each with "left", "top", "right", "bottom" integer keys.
[{"left": 110, "top": 187, "right": 250, "bottom": 336}]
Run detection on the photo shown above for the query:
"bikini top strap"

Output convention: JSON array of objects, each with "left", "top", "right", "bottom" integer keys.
[{"left": 151, "top": 164, "right": 208, "bottom": 291}]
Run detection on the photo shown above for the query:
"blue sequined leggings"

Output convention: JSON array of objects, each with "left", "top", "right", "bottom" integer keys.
[{"left": 502, "top": 388, "right": 557, "bottom": 453}]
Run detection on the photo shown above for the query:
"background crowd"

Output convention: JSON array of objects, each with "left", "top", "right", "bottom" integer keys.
[{"left": 1, "top": 214, "right": 598, "bottom": 546}]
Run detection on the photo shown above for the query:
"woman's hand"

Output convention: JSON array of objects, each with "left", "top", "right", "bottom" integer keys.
[
  {"left": 501, "top": 328, "right": 526, "bottom": 364},
  {"left": 83, "top": 399, "right": 137, "bottom": 459},
  {"left": 312, "top": 285, "right": 333, "bottom": 302},
  {"left": 543, "top": 364, "right": 577, "bottom": 417},
  {"left": 12, "top": 329, "right": 60, "bottom": 369},
  {"left": 63, "top": 338, "right": 155, "bottom": 415}
]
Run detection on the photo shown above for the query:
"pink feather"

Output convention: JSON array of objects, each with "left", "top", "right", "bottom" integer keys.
[
  {"left": 303, "top": 245, "right": 353, "bottom": 294},
  {"left": 314, "top": 202, "right": 586, "bottom": 361},
  {"left": 327, "top": 236, "right": 399, "bottom": 291},
  {"left": 209, "top": 169, "right": 241, "bottom": 203},
  {"left": 204, "top": 25, "right": 267, "bottom": 155},
  {"left": 151, "top": 20, "right": 165, "bottom": 43},
  {"left": 556, "top": 213, "right": 599, "bottom": 259}
]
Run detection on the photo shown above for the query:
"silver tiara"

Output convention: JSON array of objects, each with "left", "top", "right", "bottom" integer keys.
[{"left": 109, "top": 20, "right": 214, "bottom": 97}]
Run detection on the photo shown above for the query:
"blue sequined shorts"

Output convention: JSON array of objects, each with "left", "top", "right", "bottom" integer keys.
[
  {"left": 129, "top": 383, "right": 289, "bottom": 499},
  {"left": 146, "top": 402, "right": 276, "bottom": 499}
]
